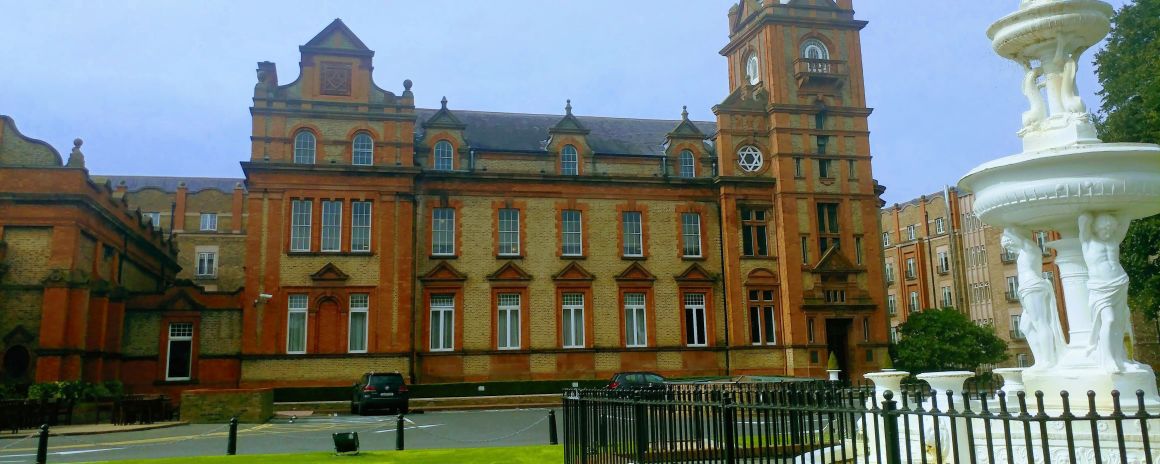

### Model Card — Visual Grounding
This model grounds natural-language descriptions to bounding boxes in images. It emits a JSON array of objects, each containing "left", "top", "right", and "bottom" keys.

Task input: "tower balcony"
[{"left": 794, "top": 59, "right": 847, "bottom": 88}]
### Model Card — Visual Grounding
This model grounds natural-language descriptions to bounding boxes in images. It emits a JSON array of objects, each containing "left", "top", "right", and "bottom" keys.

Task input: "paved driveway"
[{"left": 0, "top": 408, "right": 560, "bottom": 463}]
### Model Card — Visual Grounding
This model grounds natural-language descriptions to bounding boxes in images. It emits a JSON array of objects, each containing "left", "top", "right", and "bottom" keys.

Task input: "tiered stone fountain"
[{"left": 959, "top": 0, "right": 1160, "bottom": 410}]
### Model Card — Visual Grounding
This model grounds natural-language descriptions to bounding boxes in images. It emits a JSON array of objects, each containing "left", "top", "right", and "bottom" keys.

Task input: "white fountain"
[{"left": 959, "top": 0, "right": 1160, "bottom": 410}]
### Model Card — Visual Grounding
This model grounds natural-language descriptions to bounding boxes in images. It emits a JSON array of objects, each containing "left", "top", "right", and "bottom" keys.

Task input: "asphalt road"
[{"left": 0, "top": 408, "right": 560, "bottom": 463}]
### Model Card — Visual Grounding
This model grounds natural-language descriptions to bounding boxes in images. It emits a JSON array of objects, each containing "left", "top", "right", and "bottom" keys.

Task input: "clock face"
[
  {"left": 746, "top": 54, "right": 760, "bottom": 85},
  {"left": 737, "top": 145, "right": 763, "bottom": 172}
]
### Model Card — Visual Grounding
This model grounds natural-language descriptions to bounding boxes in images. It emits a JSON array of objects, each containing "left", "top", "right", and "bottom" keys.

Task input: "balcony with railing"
[
  {"left": 1009, "top": 329, "right": 1026, "bottom": 340},
  {"left": 793, "top": 58, "right": 847, "bottom": 88},
  {"left": 1000, "top": 250, "right": 1016, "bottom": 264},
  {"left": 937, "top": 265, "right": 950, "bottom": 275},
  {"left": 905, "top": 270, "right": 917, "bottom": 281},
  {"left": 1005, "top": 290, "right": 1020, "bottom": 302}
]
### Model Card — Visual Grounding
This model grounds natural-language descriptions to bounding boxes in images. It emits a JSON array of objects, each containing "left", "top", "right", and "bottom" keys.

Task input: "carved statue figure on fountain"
[
  {"left": 1020, "top": 62, "right": 1046, "bottom": 129},
  {"left": 1078, "top": 211, "right": 1139, "bottom": 373},
  {"left": 1001, "top": 228, "right": 1065, "bottom": 369}
]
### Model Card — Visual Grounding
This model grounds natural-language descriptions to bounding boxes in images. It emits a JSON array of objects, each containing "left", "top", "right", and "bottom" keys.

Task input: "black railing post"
[
  {"left": 395, "top": 413, "right": 405, "bottom": 451},
  {"left": 36, "top": 424, "right": 49, "bottom": 464},
  {"left": 880, "top": 391, "right": 903, "bottom": 464},
  {"left": 226, "top": 417, "right": 238, "bottom": 455},
  {"left": 549, "top": 409, "right": 559, "bottom": 445},
  {"left": 722, "top": 393, "right": 737, "bottom": 464},
  {"left": 633, "top": 391, "right": 647, "bottom": 464},
  {"left": 578, "top": 395, "right": 589, "bottom": 464}
]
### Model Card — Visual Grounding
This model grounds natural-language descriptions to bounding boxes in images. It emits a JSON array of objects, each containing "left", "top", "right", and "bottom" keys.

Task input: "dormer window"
[
  {"left": 352, "top": 133, "right": 373, "bottom": 166},
  {"left": 561, "top": 145, "right": 579, "bottom": 176},
  {"left": 434, "top": 140, "right": 454, "bottom": 171},
  {"left": 745, "top": 53, "right": 760, "bottom": 85},
  {"left": 679, "top": 149, "right": 696, "bottom": 178},
  {"left": 293, "top": 130, "right": 316, "bottom": 164}
]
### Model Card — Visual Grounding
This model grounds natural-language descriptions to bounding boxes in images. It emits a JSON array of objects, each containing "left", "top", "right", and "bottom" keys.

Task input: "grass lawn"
[{"left": 82, "top": 445, "right": 562, "bottom": 464}]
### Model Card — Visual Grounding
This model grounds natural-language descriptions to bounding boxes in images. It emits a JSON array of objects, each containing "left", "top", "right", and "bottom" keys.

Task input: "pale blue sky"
[{"left": 0, "top": 0, "right": 1128, "bottom": 204}]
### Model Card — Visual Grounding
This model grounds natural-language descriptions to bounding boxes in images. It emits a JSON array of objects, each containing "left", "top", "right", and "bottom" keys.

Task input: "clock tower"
[{"left": 712, "top": 0, "right": 887, "bottom": 380}]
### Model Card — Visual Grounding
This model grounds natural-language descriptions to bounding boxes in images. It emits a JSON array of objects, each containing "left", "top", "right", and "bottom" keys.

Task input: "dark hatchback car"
[
  {"left": 351, "top": 372, "right": 410, "bottom": 415},
  {"left": 606, "top": 371, "right": 666, "bottom": 390}
]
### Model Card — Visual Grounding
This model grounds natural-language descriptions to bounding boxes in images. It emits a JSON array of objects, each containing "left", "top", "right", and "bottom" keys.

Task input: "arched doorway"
[{"left": 2, "top": 345, "right": 31, "bottom": 381}]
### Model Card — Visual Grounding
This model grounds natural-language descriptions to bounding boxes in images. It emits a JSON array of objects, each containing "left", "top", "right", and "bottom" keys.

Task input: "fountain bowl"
[
  {"left": 988, "top": 0, "right": 1112, "bottom": 61},
  {"left": 959, "top": 142, "right": 1160, "bottom": 229}
]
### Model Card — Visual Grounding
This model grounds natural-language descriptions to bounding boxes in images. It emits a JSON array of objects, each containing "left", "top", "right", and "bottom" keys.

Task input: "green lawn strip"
[{"left": 81, "top": 445, "right": 562, "bottom": 464}]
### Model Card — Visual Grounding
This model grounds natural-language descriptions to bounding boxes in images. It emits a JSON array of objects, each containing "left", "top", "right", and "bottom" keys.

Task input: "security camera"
[{"left": 254, "top": 293, "right": 274, "bottom": 306}]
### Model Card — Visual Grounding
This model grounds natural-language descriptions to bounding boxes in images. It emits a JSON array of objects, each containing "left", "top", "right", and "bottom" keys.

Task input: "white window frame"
[
  {"left": 681, "top": 212, "right": 702, "bottom": 257},
  {"left": 351, "top": 201, "right": 371, "bottom": 252},
  {"left": 882, "top": 232, "right": 891, "bottom": 247},
  {"left": 1007, "top": 276, "right": 1020, "bottom": 295},
  {"left": 432, "top": 208, "right": 456, "bottom": 256},
  {"left": 321, "top": 200, "right": 342, "bottom": 252},
  {"left": 622, "top": 211, "right": 643, "bottom": 257},
  {"left": 909, "top": 291, "right": 920, "bottom": 313},
  {"left": 498, "top": 208, "right": 520, "bottom": 256},
  {"left": 434, "top": 140, "right": 454, "bottom": 171},
  {"left": 352, "top": 133, "right": 374, "bottom": 166},
  {"left": 562, "top": 210, "right": 583, "bottom": 256},
  {"left": 146, "top": 212, "right": 162, "bottom": 230},
  {"left": 678, "top": 149, "right": 696, "bottom": 178},
  {"left": 906, "top": 224, "right": 917, "bottom": 241},
  {"left": 935, "top": 217, "right": 945, "bottom": 234},
  {"left": 624, "top": 293, "right": 648, "bottom": 348},
  {"left": 165, "top": 322, "right": 194, "bottom": 381},
  {"left": 942, "top": 286, "right": 953, "bottom": 307},
  {"left": 497, "top": 293, "right": 521, "bottom": 350},
  {"left": 938, "top": 251, "right": 950, "bottom": 272},
  {"left": 290, "top": 200, "right": 312, "bottom": 252},
  {"left": 293, "top": 131, "right": 316, "bottom": 164},
  {"left": 684, "top": 293, "right": 707, "bottom": 347},
  {"left": 887, "top": 294, "right": 897, "bottom": 315},
  {"left": 287, "top": 294, "right": 308, "bottom": 354},
  {"left": 348, "top": 294, "right": 369, "bottom": 353},
  {"left": 906, "top": 258, "right": 917, "bottom": 279},
  {"left": 430, "top": 294, "right": 454, "bottom": 352},
  {"left": 200, "top": 212, "right": 218, "bottom": 232},
  {"left": 562, "top": 293, "right": 585, "bottom": 349},
  {"left": 195, "top": 251, "right": 216, "bottom": 277},
  {"left": 561, "top": 145, "right": 579, "bottom": 175}
]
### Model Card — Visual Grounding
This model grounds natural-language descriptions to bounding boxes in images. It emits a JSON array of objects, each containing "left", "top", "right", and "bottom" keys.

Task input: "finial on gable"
[
  {"left": 681, "top": 105, "right": 689, "bottom": 121},
  {"left": 67, "top": 138, "right": 85, "bottom": 168},
  {"left": 441, "top": 96, "right": 448, "bottom": 109},
  {"left": 565, "top": 99, "right": 573, "bottom": 116}
]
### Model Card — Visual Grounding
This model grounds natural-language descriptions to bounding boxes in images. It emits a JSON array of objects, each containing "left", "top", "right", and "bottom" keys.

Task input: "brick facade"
[{"left": 1, "top": 1, "right": 892, "bottom": 395}]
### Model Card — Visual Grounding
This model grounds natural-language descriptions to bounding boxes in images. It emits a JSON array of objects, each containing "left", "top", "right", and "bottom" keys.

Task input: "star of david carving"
[
  {"left": 737, "top": 145, "right": 764, "bottom": 172},
  {"left": 320, "top": 62, "right": 352, "bottom": 96}
]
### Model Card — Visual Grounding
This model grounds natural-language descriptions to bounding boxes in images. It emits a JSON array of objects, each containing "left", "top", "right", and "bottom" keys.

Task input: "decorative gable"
[
  {"left": 419, "top": 261, "right": 467, "bottom": 282},
  {"left": 552, "top": 262, "right": 595, "bottom": 282},
  {"left": 667, "top": 106, "right": 707, "bottom": 140},
  {"left": 675, "top": 263, "right": 716, "bottom": 283},
  {"left": 302, "top": 19, "right": 372, "bottom": 55},
  {"left": 158, "top": 289, "right": 206, "bottom": 312},
  {"left": 549, "top": 100, "right": 591, "bottom": 136},
  {"left": 487, "top": 262, "right": 532, "bottom": 282},
  {"left": 813, "top": 246, "right": 860, "bottom": 273},
  {"left": 615, "top": 262, "right": 656, "bottom": 282},
  {"left": 311, "top": 263, "right": 350, "bottom": 282},
  {"left": 422, "top": 97, "right": 467, "bottom": 131}
]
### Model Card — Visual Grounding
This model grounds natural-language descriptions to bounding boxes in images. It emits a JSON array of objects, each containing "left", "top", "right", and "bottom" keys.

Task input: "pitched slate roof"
[
  {"left": 415, "top": 108, "right": 716, "bottom": 157},
  {"left": 92, "top": 175, "right": 245, "bottom": 194}
]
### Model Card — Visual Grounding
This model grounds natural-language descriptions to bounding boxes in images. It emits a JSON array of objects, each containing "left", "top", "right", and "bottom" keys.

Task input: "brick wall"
[
  {"left": 3, "top": 227, "right": 53, "bottom": 285},
  {"left": 180, "top": 388, "right": 272, "bottom": 423},
  {"left": 241, "top": 357, "right": 409, "bottom": 385}
]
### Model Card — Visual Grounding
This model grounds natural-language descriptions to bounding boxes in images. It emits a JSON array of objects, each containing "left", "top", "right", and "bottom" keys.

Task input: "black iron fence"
[{"left": 563, "top": 381, "right": 1160, "bottom": 464}]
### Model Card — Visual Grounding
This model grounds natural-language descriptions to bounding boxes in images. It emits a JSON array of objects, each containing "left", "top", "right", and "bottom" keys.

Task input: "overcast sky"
[{"left": 0, "top": 0, "right": 1128, "bottom": 205}]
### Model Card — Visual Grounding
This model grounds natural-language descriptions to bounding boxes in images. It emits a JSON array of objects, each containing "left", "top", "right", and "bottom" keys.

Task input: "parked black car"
[
  {"left": 351, "top": 372, "right": 410, "bottom": 415},
  {"left": 606, "top": 371, "right": 666, "bottom": 390}
]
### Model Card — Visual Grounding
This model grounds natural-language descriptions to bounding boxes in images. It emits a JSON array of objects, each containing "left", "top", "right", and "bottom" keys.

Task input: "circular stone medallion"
[{"left": 737, "top": 145, "right": 764, "bottom": 172}]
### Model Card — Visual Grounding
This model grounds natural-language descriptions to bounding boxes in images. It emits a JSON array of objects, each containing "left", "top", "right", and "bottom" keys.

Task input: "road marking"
[
  {"left": 373, "top": 424, "right": 442, "bottom": 433},
  {"left": 0, "top": 447, "right": 124, "bottom": 458}
]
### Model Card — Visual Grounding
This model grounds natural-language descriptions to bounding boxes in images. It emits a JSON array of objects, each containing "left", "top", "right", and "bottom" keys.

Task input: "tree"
[
  {"left": 1094, "top": 0, "right": 1160, "bottom": 320},
  {"left": 893, "top": 308, "right": 1008, "bottom": 374}
]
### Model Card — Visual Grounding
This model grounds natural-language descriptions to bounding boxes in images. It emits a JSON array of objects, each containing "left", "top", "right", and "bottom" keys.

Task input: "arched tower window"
[
  {"left": 801, "top": 39, "right": 831, "bottom": 74},
  {"left": 679, "top": 149, "right": 696, "bottom": 178},
  {"left": 293, "top": 130, "right": 316, "bottom": 164},
  {"left": 352, "top": 133, "right": 373, "bottom": 166},
  {"left": 561, "top": 145, "right": 579, "bottom": 176},
  {"left": 745, "top": 53, "right": 760, "bottom": 85},
  {"left": 434, "top": 140, "right": 454, "bottom": 171}
]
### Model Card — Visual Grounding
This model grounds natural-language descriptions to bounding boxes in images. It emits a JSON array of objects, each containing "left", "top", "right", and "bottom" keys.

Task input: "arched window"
[
  {"left": 293, "top": 130, "right": 316, "bottom": 164},
  {"left": 434, "top": 140, "right": 454, "bottom": 171},
  {"left": 352, "top": 133, "right": 373, "bottom": 166},
  {"left": 561, "top": 145, "right": 579, "bottom": 176},
  {"left": 745, "top": 53, "right": 760, "bottom": 85},
  {"left": 801, "top": 39, "right": 829, "bottom": 60},
  {"left": 679, "top": 150, "right": 696, "bottom": 178}
]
